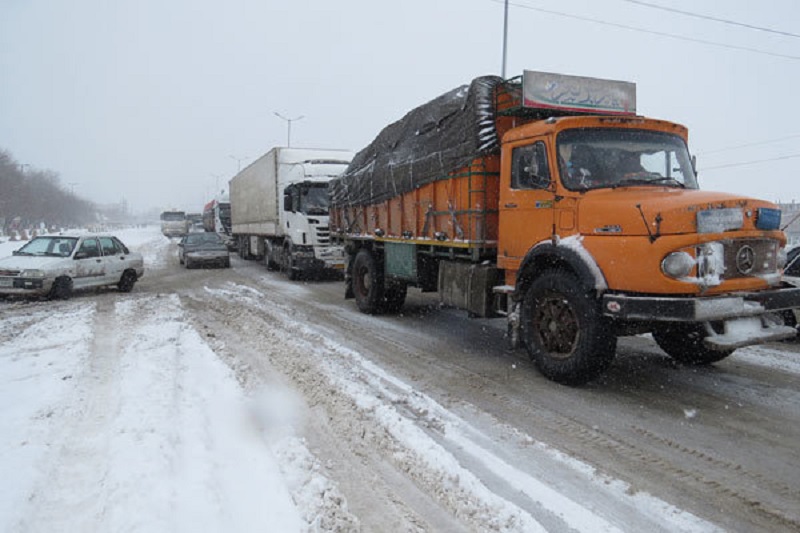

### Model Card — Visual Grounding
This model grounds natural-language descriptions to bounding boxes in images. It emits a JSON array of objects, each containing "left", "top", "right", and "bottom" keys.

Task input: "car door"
[
  {"left": 99, "top": 236, "right": 125, "bottom": 283},
  {"left": 73, "top": 238, "right": 106, "bottom": 288}
]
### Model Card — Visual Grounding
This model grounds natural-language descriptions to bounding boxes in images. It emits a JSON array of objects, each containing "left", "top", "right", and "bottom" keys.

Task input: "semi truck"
[
  {"left": 230, "top": 147, "right": 353, "bottom": 279},
  {"left": 203, "top": 193, "right": 233, "bottom": 247},
  {"left": 329, "top": 70, "right": 800, "bottom": 385}
]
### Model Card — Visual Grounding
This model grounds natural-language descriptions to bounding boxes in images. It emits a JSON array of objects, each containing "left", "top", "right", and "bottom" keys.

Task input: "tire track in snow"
[{"left": 203, "top": 282, "right": 719, "bottom": 533}]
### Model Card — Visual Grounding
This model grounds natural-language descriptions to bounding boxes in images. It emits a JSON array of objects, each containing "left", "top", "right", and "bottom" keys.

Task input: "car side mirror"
[{"left": 74, "top": 251, "right": 88, "bottom": 260}]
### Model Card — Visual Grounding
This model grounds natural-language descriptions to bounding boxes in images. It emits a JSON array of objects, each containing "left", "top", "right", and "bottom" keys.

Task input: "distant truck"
[
  {"left": 203, "top": 194, "right": 232, "bottom": 246},
  {"left": 330, "top": 70, "right": 800, "bottom": 385},
  {"left": 160, "top": 210, "right": 188, "bottom": 238},
  {"left": 230, "top": 147, "right": 353, "bottom": 279}
]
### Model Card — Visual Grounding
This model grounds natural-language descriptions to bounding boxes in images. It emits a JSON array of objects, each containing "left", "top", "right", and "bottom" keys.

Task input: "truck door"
[{"left": 498, "top": 139, "right": 555, "bottom": 277}]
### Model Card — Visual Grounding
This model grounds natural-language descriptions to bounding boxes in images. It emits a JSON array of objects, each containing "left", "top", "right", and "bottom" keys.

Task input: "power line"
[
  {"left": 492, "top": 0, "right": 800, "bottom": 61},
  {"left": 698, "top": 134, "right": 800, "bottom": 155},
  {"left": 701, "top": 153, "right": 800, "bottom": 171},
  {"left": 621, "top": 0, "right": 800, "bottom": 39}
]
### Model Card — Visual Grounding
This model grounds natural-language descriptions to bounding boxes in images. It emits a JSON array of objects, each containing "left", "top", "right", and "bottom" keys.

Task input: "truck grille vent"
[
  {"left": 315, "top": 226, "right": 331, "bottom": 245},
  {"left": 721, "top": 239, "right": 778, "bottom": 279}
]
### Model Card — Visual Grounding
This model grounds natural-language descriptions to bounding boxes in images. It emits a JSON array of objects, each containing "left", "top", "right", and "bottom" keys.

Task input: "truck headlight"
[
  {"left": 661, "top": 252, "right": 695, "bottom": 278},
  {"left": 20, "top": 269, "right": 46, "bottom": 278}
]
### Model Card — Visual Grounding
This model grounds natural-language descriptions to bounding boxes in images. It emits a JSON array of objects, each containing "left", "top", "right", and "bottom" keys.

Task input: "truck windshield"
[
  {"left": 300, "top": 185, "right": 330, "bottom": 215},
  {"left": 557, "top": 129, "right": 698, "bottom": 191}
]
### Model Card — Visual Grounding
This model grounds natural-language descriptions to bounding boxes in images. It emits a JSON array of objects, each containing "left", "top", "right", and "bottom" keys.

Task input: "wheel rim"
[{"left": 532, "top": 293, "right": 579, "bottom": 358}]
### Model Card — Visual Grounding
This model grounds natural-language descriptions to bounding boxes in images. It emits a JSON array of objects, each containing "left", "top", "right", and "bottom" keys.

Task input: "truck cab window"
[{"left": 511, "top": 142, "right": 550, "bottom": 189}]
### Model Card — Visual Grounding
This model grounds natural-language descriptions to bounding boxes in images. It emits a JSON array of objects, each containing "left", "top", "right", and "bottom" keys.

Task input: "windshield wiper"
[{"left": 613, "top": 175, "right": 685, "bottom": 188}]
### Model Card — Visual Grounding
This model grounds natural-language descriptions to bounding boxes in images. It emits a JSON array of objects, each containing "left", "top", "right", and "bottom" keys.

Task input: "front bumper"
[
  {"left": 602, "top": 286, "right": 800, "bottom": 322},
  {"left": 186, "top": 251, "right": 229, "bottom": 266},
  {"left": 0, "top": 277, "right": 51, "bottom": 296},
  {"left": 603, "top": 286, "right": 800, "bottom": 348}
]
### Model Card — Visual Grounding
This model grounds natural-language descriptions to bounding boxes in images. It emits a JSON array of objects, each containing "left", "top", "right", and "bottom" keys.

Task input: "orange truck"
[{"left": 329, "top": 70, "right": 800, "bottom": 385}]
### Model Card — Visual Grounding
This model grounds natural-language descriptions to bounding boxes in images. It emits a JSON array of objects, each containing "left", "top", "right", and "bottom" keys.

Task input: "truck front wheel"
[
  {"left": 521, "top": 271, "right": 616, "bottom": 385},
  {"left": 352, "top": 249, "right": 384, "bottom": 314},
  {"left": 651, "top": 323, "right": 734, "bottom": 365}
]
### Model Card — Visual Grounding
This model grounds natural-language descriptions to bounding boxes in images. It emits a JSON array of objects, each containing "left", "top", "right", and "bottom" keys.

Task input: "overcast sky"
[{"left": 1, "top": 0, "right": 799, "bottom": 214}]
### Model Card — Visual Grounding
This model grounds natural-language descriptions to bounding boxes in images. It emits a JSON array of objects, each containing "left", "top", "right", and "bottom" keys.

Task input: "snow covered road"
[{"left": 1, "top": 226, "right": 799, "bottom": 532}]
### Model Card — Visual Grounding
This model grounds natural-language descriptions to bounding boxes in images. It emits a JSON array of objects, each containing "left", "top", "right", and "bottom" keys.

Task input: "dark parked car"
[{"left": 178, "top": 232, "right": 231, "bottom": 269}]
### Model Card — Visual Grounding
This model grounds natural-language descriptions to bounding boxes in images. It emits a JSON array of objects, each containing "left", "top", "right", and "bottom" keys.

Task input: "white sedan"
[{"left": 0, "top": 234, "right": 144, "bottom": 299}]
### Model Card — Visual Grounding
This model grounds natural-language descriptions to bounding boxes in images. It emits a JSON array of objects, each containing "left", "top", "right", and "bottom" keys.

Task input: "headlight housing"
[
  {"left": 661, "top": 252, "right": 695, "bottom": 278},
  {"left": 20, "top": 269, "right": 46, "bottom": 278}
]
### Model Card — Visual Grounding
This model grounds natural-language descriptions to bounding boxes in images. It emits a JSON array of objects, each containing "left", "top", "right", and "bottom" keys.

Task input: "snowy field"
[{"left": 1, "top": 227, "right": 798, "bottom": 532}]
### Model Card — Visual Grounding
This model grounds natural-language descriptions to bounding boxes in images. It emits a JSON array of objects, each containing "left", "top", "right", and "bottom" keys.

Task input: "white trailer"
[{"left": 230, "top": 147, "right": 353, "bottom": 279}]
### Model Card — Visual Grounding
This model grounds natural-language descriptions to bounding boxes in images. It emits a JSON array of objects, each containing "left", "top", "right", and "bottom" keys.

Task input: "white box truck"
[{"left": 230, "top": 147, "right": 353, "bottom": 279}]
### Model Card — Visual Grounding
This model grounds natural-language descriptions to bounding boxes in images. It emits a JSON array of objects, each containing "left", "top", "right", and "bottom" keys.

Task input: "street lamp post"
[
  {"left": 273, "top": 112, "right": 304, "bottom": 148},
  {"left": 228, "top": 155, "right": 248, "bottom": 174}
]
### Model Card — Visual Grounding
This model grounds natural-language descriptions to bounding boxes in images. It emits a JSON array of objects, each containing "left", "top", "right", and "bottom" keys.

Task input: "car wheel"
[
  {"left": 117, "top": 270, "right": 137, "bottom": 293},
  {"left": 48, "top": 276, "right": 73, "bottom": 300}
]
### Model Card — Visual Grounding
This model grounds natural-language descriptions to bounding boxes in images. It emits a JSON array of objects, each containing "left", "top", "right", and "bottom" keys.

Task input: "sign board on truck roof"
[{"left": 522, "top": 70, "right": 636, "bottom": 116}]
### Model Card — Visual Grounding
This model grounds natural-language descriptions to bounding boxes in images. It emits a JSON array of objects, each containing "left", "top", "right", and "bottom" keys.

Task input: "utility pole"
[
  {"left": 274, "top": 112, "right": 304, "bottom": 147},
  {"left": 501, "top": 0, "right": 509, "bottom": 79}
]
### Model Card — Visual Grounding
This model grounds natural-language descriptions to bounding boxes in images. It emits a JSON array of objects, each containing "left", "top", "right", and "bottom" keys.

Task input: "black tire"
[
  {"left": 224, "top": 256, "right": 231, "bottom": 268},
  {"left": 49, "top": 276, "right": 73, "bottom": 300},
  {"left": 352, "top": 249, "right": 385, "bottom": 314},
  {"left": 382, "top": 281, "right": 407, "bottom": 313},
  {"left": 118, "top": 270, "right": 137, "bottom": 293},
  {"left": 520, "top": 271, "right": 616, "bottom": 385},
  {"left": 652, "top": 322, "right": 734, "bottom": 365},
  {"left": 185, "top": 258, "right": 194, "bottom": 269}
]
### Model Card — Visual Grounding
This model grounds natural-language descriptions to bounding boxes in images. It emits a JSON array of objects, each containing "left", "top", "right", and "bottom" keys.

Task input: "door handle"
[
  {"left": 95, "top": 259, "right": 102, "bottom": 263},
  {"left": 505, "top": 203, "right": 518, "bottom": 208}
]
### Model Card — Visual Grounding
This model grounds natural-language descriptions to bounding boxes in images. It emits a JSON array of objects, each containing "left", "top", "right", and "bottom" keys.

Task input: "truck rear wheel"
[
  {"left": 521, "top": 271, "right": 616, "bottom": 385},
  {"left": 651, "top": 322, "right": 734, "bottom": 365},
  {"left": 352, "top": 249, "right": 384, "bottom": 314}
]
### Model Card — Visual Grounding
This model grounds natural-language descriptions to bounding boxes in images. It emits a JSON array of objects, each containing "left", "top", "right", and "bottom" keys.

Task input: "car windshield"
[
  {"left": 15, "top": 236, "right": 78, "bottom": 257},
  {"left": 557, "top": 128, "right": 698, "bottom": 191},
  {"left": 184, "top": 233, "right": 223, "bottom": 246}
]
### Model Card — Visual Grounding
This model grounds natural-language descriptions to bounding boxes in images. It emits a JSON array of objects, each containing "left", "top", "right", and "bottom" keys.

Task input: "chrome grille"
[
  {"left": 315, "top": 226, "right": 331, "bottom": 245},
  {"left": 721, "top": 239, "right": 778, "bottom": 279}
]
